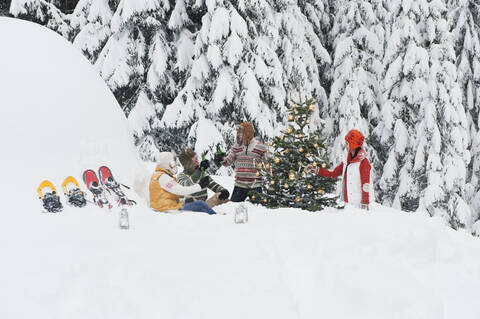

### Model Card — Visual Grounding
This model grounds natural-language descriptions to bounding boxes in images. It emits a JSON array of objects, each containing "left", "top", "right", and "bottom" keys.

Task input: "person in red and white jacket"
[{"left": 305, "top": 129, "right": 373, "bottom": 210}]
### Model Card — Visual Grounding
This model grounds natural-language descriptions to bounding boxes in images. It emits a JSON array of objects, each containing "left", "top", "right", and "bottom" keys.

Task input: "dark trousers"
[
  {"left": 180, "top": 201, "right": 216, "bottom": 215},
  {"left": 230, "top": 186, "right": 262, "bottom": 202}
]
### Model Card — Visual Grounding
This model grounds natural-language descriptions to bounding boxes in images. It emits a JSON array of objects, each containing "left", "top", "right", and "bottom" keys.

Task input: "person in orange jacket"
[
  {"left": 305, "top": 129, "right": 373, "bottom": 210},
  {"left": 149, "top": 152, "right": 217, "bottom": 214}
]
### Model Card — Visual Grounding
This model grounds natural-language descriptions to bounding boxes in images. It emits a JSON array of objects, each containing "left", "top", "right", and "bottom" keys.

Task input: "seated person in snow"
[
  {"left": 149, "top": 151, "right": 217, "bottom": 215},
  {"left": 177, "top": 148, "right": 230, "bottom": 208},
  {"left": 305, "top": 129, "right": 373, "bottom": 210}
]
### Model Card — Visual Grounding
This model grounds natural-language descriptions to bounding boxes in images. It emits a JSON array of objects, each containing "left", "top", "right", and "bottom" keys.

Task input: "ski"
[
  {"left": 37, "top": 180, "right": 63, "bottom": 213},
  {"left": 82, "top": 169, "right": 112, "bottom": 209},
  {"left": 98, "top": 166, "right": 136, "bottom": 206},
  {"left": 62, "top": 176, "right": 87, "bottom": 208}
]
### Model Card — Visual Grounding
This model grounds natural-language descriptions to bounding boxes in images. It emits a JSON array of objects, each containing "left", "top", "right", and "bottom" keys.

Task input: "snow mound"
[{"left": 0, "top": 17, "right": 147, "bottom": 208}]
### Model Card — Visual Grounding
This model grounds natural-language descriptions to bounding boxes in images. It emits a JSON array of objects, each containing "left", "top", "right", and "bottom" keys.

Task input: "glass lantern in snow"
[
  {"left": 234, "top": 203, "right": 248, "bottom": 224},
  {"left": 119, "top": 208, "right": 129, "bottom": 229}
]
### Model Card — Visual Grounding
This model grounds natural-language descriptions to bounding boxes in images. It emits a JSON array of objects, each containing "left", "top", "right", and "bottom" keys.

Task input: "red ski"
[
  {"left": 98, "top": 166, "right": 136, "bottom": 206},
  {"left": 82, "top": 169, "right": 112, "bottom": 209}
]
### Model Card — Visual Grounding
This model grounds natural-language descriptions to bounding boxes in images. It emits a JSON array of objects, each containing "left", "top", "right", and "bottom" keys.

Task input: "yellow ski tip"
[
  {"left": 37, "top": 180, "right": 57, "bottom": 199},
  {"left": 62, "top": 176, "right": 80, "bottom": 195}
]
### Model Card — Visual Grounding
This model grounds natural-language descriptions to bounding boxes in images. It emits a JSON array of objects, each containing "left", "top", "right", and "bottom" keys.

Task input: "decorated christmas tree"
[{"left": 250, "top": 98, "right": 342, "bottom": 211}]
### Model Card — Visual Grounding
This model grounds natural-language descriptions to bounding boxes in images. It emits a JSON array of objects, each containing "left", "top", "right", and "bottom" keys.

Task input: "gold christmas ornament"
[
  {"left": 257, "top": 162, "right": 263, "bottom": 168},
  {"left": 288, "top": 115, "right": 295, "bottom": 122},
  {"left": 299, "top": 147, "right": 304, "bottom": 153},
  {"left": 321, "top": 163, "right": 327, "bottom": 168},
  {"left": 306, "top": 153, "right": 311, "bottom": 157},
  {"left": 286, "top": 127, "right": 293, "bottom": 134},
  {"left": 306, "top": 119, "right": 310, "bottom": 124},
  {"left": 295, "top": 197, "right": 301, "bottom": 203},
  {"left": 251, "top": 195, "right": 256, "bottom": 201},
  {"left": 284, "top": 149, "right": 291, "bottom": 155},
  {"left": 297, "top": 133, "right": 304, "bottom": 139},
  {"left": 269, "top": 141, "right": 274, "bottom": 147},
  {"left": 314, "top": 136, "right": 319, "bottom": 141},
  {"left": 313, "top": 143, "right": 319, "bottom": 148},
  {"left": 255, "top": 171, "right": 260, "bottom": 177},
  {"left": 288, "top": 172, "right": 296, "bottom": 180},
  {"left": 270, "top": 180, "right": 275, "bottom": 185},
  {"left": 312, "top": 162, "right": 318, "bottom": 167},
  {"left": 317, "top": 189, "right": 324, "bottom": 195},
  {"left": 309, "top": 104, "right": 315, "bottom": 111},
  {"left": 265, "top": 163, "right": 271, "bottom": 170},
  {"left": 280, "top": 134, "right": 285, "bottom": 140},
  {"left": 307, "top": 184, "right": 313, "bottom": 189},
  {"left": 291, "top": 104, "right": 297, "bottom": 109},
  {"left": 263, "top": 198, "right": 268, "bottom": 203},
  {"left": 274, "top": 157, "right": 280, "bottom": 164},
  {"left": 284, "top": 183, "right": 290, "bottom": 189}
]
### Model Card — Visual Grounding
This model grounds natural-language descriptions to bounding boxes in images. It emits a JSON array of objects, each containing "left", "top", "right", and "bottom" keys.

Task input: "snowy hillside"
[
  {"left": 0, "top": 17, "right": 148, "bottom": 204},
  {"left": 1, "top": 17, "right": 480, "bottom": 319}
]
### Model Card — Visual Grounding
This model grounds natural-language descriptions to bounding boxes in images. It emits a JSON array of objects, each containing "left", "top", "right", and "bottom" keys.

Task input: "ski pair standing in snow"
[
  {"left": 149, "top": 152, "right": 218, "bottom": 214},
  {"left": 177, "top": 148, "right": 230, "bottom": 208},
  {"left": 83, "top": 166, "right": 135, "bottom": 209},
  {"left": 305, "top": 129, "right": 373, "bottom": 210},
  {"left": 214, "top": 122, "right": 267, "bottom": 202}
]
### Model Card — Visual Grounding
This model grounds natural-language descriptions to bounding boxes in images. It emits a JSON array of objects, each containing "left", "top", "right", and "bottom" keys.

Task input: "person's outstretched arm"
[
  {"left": 316, "top": 162, "right": 344, "bottom": 178},
  {"left": 222, "top": 147, "right": 240, "bottom": 166},
  {"left": 157, "top": 174, "right": 202, "bottom": 196}
]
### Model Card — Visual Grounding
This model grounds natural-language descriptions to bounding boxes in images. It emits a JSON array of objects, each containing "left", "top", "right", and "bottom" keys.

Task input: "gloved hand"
[
  {"left": 200, "top": 159, "right": 210, "bottom": 170},
  {"left": 304, "top": 164, "right": 317, "bottom": 175},
  {"left": 361, "top": 204, "right": 369, "bottom": 211},
  {"left": 214, "top": 153, "right": 226, "bottom": 166},
  {"left": 218, "top": 189, "right": 230, "bottom": 200},
  {"left": 199, "top": 176, "right": 210, "bottom": 188}
]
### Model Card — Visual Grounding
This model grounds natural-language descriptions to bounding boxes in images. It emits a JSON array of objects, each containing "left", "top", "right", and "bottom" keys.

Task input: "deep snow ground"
[{"left": 2, "top": 180, "right": 480, "bottom": 319}]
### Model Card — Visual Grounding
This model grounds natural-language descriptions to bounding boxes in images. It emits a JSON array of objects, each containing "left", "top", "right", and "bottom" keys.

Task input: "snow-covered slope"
[
  {"left": 1, "top": 17, "right": 480, "bottom": 319},
  {"left": 0, "top": 17, "right": 146, "bottom": 206}
]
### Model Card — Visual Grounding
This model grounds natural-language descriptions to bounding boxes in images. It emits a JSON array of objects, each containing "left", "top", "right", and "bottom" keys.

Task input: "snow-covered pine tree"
[
  {"left": 70, "top": 0, "right": 113, "bottom": 63},
  {"left": 160, "top": 0, "right": 284, "bottom": 157},
  {"left": 327, "top": 0, "right": 383, "bottom": 178},
  {"left": 413, "top": 0, "right": 471, "bottom": 229},
  {"left": 167, "top": 0, "right": 196, "bottom": 89},
  {"left": 10, "top": 0, "right": 73, "bottom": 39},
  {"left": 448, "top": 0, "right": 480, "bottom": 227},
  {"left": 158, "top": 0, "right": 334, "bottom": 159},
  {"left": 127, "top": 90, "right": 162, "bottom": 161},
  {"left": 94, "top": 0, "right": 174, "bottom": 116},
  {"left": 470, "top": 0, "right": 480, "bottom": 234},
  {"left": 274, "top": 0, "right": 332, "bottom": 131},
  {"left": 373, "top": 0, "right": 430, "bottom": 209}
]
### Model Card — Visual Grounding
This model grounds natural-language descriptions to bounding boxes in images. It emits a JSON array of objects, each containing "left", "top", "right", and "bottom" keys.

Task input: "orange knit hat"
[{"left": 345, "top": 129, "right": 365, "bottom": 150}]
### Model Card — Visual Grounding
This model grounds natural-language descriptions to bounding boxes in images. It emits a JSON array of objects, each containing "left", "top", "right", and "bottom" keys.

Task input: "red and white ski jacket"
[{"left": 316, "top": 148, "right": 373, "bottom": 205}]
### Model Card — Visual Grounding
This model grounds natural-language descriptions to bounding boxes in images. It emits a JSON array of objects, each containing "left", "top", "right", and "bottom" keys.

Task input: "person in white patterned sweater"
[{"left": 215, "top": 122, "right": 267, "bottom": 202}]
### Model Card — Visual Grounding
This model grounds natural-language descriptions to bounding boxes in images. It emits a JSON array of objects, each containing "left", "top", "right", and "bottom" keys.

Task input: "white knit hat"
[{"left": 157, "top": 152, "right": 177, "bottom": 174}]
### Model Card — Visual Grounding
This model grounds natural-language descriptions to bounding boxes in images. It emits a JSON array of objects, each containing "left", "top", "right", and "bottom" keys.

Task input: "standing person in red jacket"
[{"left": 305, "top": 129, "right": 373, "bottom": 210}]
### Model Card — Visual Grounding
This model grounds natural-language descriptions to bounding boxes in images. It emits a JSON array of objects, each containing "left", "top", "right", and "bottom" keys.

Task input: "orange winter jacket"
[{"left": 149, "top": 167, "right": 183, "bottom": 212}]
